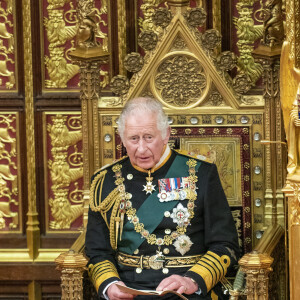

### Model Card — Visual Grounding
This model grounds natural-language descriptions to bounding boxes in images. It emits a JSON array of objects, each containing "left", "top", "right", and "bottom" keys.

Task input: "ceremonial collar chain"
[{"left": 112, "top": 159, "right": 198, "bottom": 252}]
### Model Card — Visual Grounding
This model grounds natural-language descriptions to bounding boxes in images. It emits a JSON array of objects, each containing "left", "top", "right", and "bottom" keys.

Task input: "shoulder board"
[
  {"left": 174, "top": 149, "right": 213, "bottom": 163},
  {"left": 93, "top": 156, "right": 128, "bottom": 176}
]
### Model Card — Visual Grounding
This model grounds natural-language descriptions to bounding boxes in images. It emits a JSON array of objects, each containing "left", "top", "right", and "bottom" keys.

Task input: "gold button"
[
  {"left": 136, "top": 268, "right": 142, "bottom": 273},
  {"left": 164, "top": 211, "right": 170, "bottom": 217},
  {"left": 127, "top": 174, "right": 133, "bottom": 180},
  {"left": 163, "top": 248, "right": 170, "bottom": 255},
  {"left": 133, "top": 249, "right": 139, "bottom": 255},
  {"left": 162, "top": 268, "right": 169, "bottom": 274},
  {"left": 165, "top": 229, "right": 171, "bottom": 235}
]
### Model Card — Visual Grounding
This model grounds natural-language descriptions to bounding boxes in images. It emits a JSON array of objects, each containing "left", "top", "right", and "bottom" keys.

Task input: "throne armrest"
[
  {"left": 230, "top": 224, "right": 284, "bottom": 299},
  {"left": 55, "top": 230, "right": 87, "bottom": 300}
]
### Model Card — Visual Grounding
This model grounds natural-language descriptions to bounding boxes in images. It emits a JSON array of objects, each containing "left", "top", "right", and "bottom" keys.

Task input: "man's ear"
[{"left": 163, "top": 126, "right": 171, "bottom": 144}]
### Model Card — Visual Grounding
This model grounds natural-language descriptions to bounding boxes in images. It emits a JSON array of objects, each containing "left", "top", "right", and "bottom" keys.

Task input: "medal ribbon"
[{"left": 118, "top": 155, "right": 201, "bottom": 254}]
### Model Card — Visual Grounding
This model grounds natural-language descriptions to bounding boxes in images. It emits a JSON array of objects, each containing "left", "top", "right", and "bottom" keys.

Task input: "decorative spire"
[{"left": 167, "top": 0, "right": 189, "bottom": 14}]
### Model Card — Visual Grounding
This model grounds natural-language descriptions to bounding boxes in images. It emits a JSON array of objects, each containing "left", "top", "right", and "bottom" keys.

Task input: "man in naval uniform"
[{"left": 85, "top": 97, "right": 239, "bottom": 299}]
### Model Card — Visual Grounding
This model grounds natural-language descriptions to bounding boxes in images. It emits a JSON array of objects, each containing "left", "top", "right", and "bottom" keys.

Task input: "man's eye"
[{"left": 145, "top": 135, "right": 153, "bottom": 141}]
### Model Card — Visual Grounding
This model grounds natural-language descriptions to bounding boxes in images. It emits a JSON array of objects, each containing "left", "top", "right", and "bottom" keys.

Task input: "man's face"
[{"left": 122, "top": 112, "right": 170, "bottom": 169}]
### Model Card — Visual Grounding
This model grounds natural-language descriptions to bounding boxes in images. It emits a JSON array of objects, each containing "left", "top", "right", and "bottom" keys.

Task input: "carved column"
[
  {"left": 70, "top": 49, "right": 109, "bottom": 227},
  {"left": 70, "top": 0, "right": 109, "bottom": 227},
  {"left": 55, "top": 250, "right": 88, "bottom": 300},
  {"left": 253, "top": 49, "right": 286, "bottom": 228},
  {"left": 252, "top": 0, "right": 285, "bottom": 229},
  {"left": 239, "top": 251, "right": 273, "bottom": 300},
  {"left": 283, "top": 181, "right": 300, "bottom": 299}
]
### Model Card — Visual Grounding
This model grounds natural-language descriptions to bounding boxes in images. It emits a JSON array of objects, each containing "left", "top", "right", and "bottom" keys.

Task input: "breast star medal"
[{"left": 143, "top": 170, "right": 156, "bottom": 194}]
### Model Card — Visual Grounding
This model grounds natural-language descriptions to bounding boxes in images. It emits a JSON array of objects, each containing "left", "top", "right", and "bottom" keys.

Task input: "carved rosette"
[
  {"left": 124, "top": 52, "right": 144, "bottom": 73},
  {"left": 154, "top": 55, "right": 207, "bottom": 107},
  {"left": 217, "top": 51, "right": 237, "bottom": 71},
  {"left": 110, "top": 75, "right": 130, "bottom": 95},
  {"left": 46, "top": 114, "right": 84, "bottom": 230},
  {"left": 206, "top": 90, "right": 225, "bottom": 106},
  {"left": 201, "top": 29, "right": 222, "bottom": 50},
  {"left": 138, "top": 30, "right": 158, "bottom": 51},
  {"left": 0, "top": 113, "right": 19, "bottom": 231},
  {"left": 172, "top": 36, "right": 187, "bottom": 50},
  {"left": 185, "top": 8, "right": 207, "bottom": 27},
  {"left": 233, "top": 73, "right": 252, "bottom": 94},
  {"left": 0, "top": 0, "right": 16, "bottom": 90},
  {"left": 152, "top": 8, "right": 172, "bottom": 28}
]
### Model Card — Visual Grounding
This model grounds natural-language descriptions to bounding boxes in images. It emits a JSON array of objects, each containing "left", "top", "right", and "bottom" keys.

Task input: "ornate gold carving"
[
  {"left": 76, "top": 0, "right": 108, "bottom": 50},
  {"left": 239, "top": 251, "right": 273, "bottom": 299},
  {"left": 0, "top": 114, "right": 19, "bottom": 230},
  {"left": 110, "top": 75, "right": 130, "bottom": 95},
  {"left": 185, "top": 7, "right": 207, "bottom": 27},
  {"left": 44, "top": 5, "right": 79, "bottom": 88},
  {"left": 201, "top": 29, "right": 221, "bottom": 50},
  {"left": 138, "top": 30, "right": 158, "bottom": 51},
  {"left": 0, "top": 0, "right": 16, "bottom": 89},
  {"left": 55, "top": 250, "right": 87, "bottom": 300},
  {"left": 139, "top": 0, "right": 162, "bottom": 32},
  {"left": 44, "top": 0, "right": 108, "bottom": 88},
  {"left": 124, "top": 52, "right": 144, "bottom": 73},
  {"left": 261, "top": 0, "right": 284, "bottom": 47},
  {"left": 117, "top": 0, "right": 126, "bottom": 74},
  {"left": 288, "top": 182, "right": 300, "bottom": 225},
  {"left": 233, "top": 73, "right": 252, "bottom": 94},
  {"left": 217, "top": 51, "right": 237, "bottom": 71},
  {"left": 23, "top": 0, "right": 40, "bottom": 259},
  {"left": 233, "top": 2, "right": 264, "bottom": 86},
  {"left": 172, "top": 35, "right": 187, "bottom": 50},
  {"left": 205, "top": 90, "right": 225, "bottom": 106},
  {"left": 155, "top": 55, "right": 207, "bottom": 107},
  {"left": 47, "top": 115, "right": 83, "bottom": 230},
  {"left": 152, "top": 8, "right": 172, "bottom": 28},
  {"left": 181, "top": 137, "right": 242, "bottom": 206}
]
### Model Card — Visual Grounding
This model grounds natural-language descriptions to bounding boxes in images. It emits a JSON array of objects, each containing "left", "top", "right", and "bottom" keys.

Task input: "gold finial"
[{"left": 167, "top": 0, "right": 189, "bottom": 14}]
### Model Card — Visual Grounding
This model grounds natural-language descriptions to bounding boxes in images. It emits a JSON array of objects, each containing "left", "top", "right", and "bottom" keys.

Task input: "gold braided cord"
[
  {"left": 90, "top": 170, "right": 107, "bottom": 210},
  {"left": 109, "top": 194, "right": 123, "bottom": 250}
]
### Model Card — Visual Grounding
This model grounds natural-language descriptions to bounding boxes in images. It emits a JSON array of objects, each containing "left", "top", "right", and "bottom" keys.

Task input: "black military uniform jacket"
[{"left": 85, "top": 150, "right": 239, "bottom": 299}]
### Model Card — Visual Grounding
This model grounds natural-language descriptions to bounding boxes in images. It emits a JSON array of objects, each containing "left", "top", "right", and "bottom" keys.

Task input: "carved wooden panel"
[
  {"left": 0, "top": 0, "right": 17, "bottom": 91},
  {"left": 43, "top": 112, "right": 83, "bottom": 232},
  {"left": 0, "top": 112, "right": 21, "bottom": 233}
]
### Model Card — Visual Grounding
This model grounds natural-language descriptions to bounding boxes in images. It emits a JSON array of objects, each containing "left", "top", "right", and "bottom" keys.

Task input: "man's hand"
[
  {"left": 156, "top": 275, "right": 199, "bottom": 295},
  {"left": 107, "top": 282, "right": 135, "bottom": 300}
]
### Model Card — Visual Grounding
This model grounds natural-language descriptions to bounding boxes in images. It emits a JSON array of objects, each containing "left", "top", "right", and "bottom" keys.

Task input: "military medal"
[
  {"left": 173, "top": 234, "right": 193, "bottom": 255},
  {"left": 171, "top": 203, "right": 190, "bottom": 226},
  {"left": 158, "top": 177, "right": 190, "bottom": 202},
  {"left": 112, "top": 158, "right": 199, "bottom": 259},
  {"left": 143, "top": 170, "right": 156, "bottom": 194}
]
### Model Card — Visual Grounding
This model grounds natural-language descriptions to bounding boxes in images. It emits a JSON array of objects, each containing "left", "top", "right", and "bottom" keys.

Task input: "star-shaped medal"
[{"left": 143, "top": 181, "right": 156, "bottom": 194}]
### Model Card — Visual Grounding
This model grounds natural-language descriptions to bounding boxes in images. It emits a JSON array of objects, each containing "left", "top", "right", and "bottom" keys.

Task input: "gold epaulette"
[
  {"left": 174, "top": 149, "right": 212, "bottom": 163},
  {"left": 92, "top": 156, "right": 128, "bottom": 176}
]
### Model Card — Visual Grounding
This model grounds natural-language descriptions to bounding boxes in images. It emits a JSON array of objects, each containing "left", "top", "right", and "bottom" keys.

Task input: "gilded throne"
[{"left": 55, "top": 0, "right": 300, "bottom": 299}]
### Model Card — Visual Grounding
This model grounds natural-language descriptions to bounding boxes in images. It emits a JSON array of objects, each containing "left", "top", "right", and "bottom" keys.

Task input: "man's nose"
[{"left": 137, "top": 139, "right": 147, "bottom": 152}]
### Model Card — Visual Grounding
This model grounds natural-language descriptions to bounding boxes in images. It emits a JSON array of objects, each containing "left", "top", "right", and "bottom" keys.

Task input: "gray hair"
[{"left": 118, "top": 97, "right": 169, "bottom": 140}]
